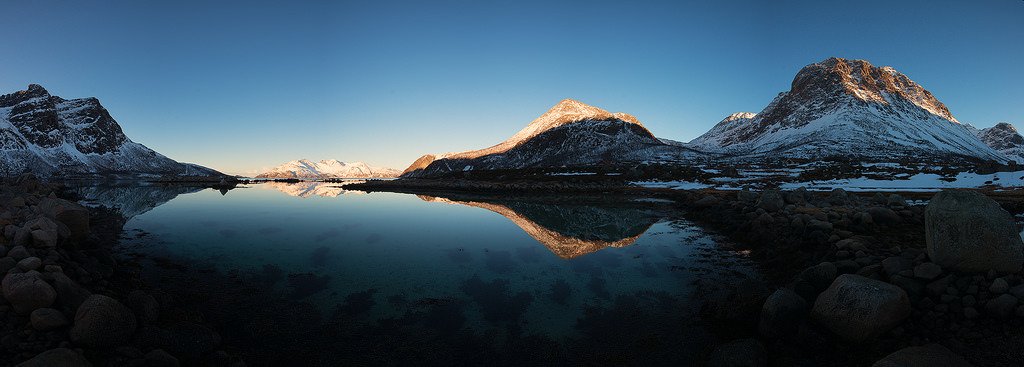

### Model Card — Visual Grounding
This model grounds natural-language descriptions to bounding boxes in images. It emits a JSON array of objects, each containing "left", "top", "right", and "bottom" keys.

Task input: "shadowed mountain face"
[{"left": 419, "top": 195, "right": 659, "bottom": 259}]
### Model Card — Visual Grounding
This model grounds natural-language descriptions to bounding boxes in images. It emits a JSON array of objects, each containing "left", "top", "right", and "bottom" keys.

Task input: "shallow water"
[{"left": 76, "top": 182, "right": 759, "bottom": 365}]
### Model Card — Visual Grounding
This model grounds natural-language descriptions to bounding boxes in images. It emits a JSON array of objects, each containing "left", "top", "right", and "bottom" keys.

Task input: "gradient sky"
[{"left": 1, "top": 0, "right": 1022, "bottom": 175}]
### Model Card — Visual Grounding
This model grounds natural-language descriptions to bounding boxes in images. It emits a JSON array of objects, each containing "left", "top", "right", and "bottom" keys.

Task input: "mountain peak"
[
  {"left": 792, "top": 57, "right": 956, "bottom": 122},
  {"left": 723, "top": 112, "right": 757, "bottom": 123},
  {"left": 25, "top": 84, "right": 49, "bottom": 96}
]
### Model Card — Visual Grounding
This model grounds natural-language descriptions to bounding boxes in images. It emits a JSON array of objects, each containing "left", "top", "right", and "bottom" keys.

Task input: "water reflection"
[
  {"left": 418, "top": 195, "right": 658, "bottom": 259},
  {"left": 265, "top": 181, "right": 366, "bottom": 198},
  {"left": 70, "top": 182, "right": 758, "bottom": 365},
  {"left": 69, "top": 183, "right": 205, "bottom": 217}
]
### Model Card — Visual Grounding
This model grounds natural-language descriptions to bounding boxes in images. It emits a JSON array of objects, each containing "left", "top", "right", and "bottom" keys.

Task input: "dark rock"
[
  {"left": 14, "top": 348, "right": 91, "bottom": 367},
  {"left": 913, "top": 262, "right": 942, "bottom": 281},
  {"left": 70, "top": 294, "right": 137, "bottom": 347},
  {"left": 759, "top": 288, "right": 808, "bottom": 338},
  {"left": 30, "top": 307, "right": 68, "bottom": 331},
  {"left": 16, "top": 256, "right": 41, "bottom": 271},
  {"left": 867, "top": 207, "right": 902, "bottom": 225},
  {"left": 7, "top": 245, "right": 30, "bottom": 260},
  {"left": 145, "top": 349, "right": 180, "bottom": 367},
  {"left": 37, "top": 197, "right": 90, "bottom": 241},
  {"left": 872, "top": 343, "right": 972, "bottom": 367},
  {"left": 989, "top": 278, "right": 1009, "bottom": 294},
  {"left": 889, "top": 275, "right": 925, "bottom": 299},
  {"left": 694, "top": 195, "right": 720, "bottom": 208},
  {"left": 800, "top": 262, "right": 838, "bottom": 291},
  {"left": 926, "top": 275, "right": 954, "bottom": 297},
  {"left": 707, "top": 338, "right": 767, "bottom": 367},
  {"left": 985, "top": 294, "right": 1018, "bottom": 319},
  {"left": 126, "top": 291, "right": 160, "bottom": 325},
  {"left": 835, "top": 260, "right": 861, "bottom": 274},
  {"left": 756, "top": 190, "right": 784, "bottom": 212},
  {"left": 2, "top": 271, "right": 56, "bottom": 314},
  {"left": 51, "top": 272, "right": 91, "bottom": 312},
  {"left": 0, "top": 256, "right": 16, "bottom": 273},
  {"left": 811, "top": 274, "right": 911, "bottom": 342},
  {"left": 925, "top": 190, "right": 1023, "bottom": 272},
  {"left": 882, "top": 256, "right": 913, "bottom": 277}
]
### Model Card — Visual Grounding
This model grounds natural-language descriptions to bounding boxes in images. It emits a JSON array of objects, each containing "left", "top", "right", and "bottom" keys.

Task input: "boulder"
[
  {"left": 17, "top": 257, "right": 42, "bottom": 271},
  {"left": 913, "top": 263, "right": 942, "bottom": 281},
  {"left": 867, "top": 207, "right": 902, "bottom": 225},
  {"left": 756, "top": 190, "right": 784, "bottom": 212},
  {"left": 811, "top": 274, "right": 911, "bottom": 342},
  {"left": 0, "top": 257, "right": 16, "bottom": 273},
  {"left": 872, "top": 344, "right": 972, "bottom": 367},
  {"left": 925, "top": 190, "right": 1024, "bottom": 272},
  {"left": 694, "top": 195, "right": 720, "bottom": 208},
  {"left": 799, "top": 262, "right": 838, "bottom": 291},
  {"left": 70, "top": 294, "right": 137, "bottom": 347},
  {"left": 51, "top": 272, "right": 91, "bottom": 312},
  {"left": 30, "top": 307, "right": 69, "bottom": 331},
  {"left": 37, "top": 197, "right": 90, "bottom": 241},
  {"left": 707, "top": 338, "right": 767, "bottom": 367},
  {"left": 15, "top": 348, "right": 92, "bottom": 367},
  {"left": 2, "top": 271, "right": 56, "bottom": 314},
  {"left": 985, "top": 294, "right": 1018, "bottom": 319},
  {"left": 989, "top": 278, "right": 1009, "bottom": 294},
  {"left": 145, "top": 349, "right": 180, "bottom": 367},
  {"left": 759, "top": 288, "right": 808, "bottom": 338},
  {"left": 7, "top": 245, "right": 30, "bottom": 260}
]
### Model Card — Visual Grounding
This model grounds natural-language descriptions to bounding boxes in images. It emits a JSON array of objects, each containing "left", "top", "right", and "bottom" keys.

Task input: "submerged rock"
[
  {"left": 30, "top": 307, "right": 69, "bottom": 331},
  {"left": 924, "top": 190, "right": 1023, "bottom": 273},
  {"left": 872, "top": 343, "right": 972, "bottom": 367},
  {"left": 811, "top": 274, "right": 911, "bottom": 342}
]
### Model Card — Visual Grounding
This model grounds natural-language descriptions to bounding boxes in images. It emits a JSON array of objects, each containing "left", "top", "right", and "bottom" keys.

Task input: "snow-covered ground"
[{"left": 634, "top": 169, "right": 1024, "bottom": 192}]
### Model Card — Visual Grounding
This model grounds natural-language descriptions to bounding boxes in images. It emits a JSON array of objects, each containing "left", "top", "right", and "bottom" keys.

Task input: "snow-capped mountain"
[
  {"left": 402, "top": 99, "right": 701, "bottom": 177},
  {"left": 0, "top": 84, "right": 222, "bottom": 177},
  {"left": 970, "top": 122, "right": 1024, "bottom": 163},
  {"left": 256, "top": 159, "right": 400, "bottom": 179},
  {"left": 688, "top": 58, "right": 1008, "bottom": 163}
]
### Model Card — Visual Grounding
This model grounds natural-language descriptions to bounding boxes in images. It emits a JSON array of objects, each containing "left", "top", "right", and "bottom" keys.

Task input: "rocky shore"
[
  {"left": 342, "top": 178, "right": 635, "bottom": 193},
  {"left": 674, "top": 187, "right": 1024, "bottom": 366},
  {"left": 0, "top": 174, "right": 244, "bottom": 367}
]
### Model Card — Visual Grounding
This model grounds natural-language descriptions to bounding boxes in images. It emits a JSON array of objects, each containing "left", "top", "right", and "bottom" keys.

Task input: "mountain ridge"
[{"left": 257, "top": 159, "right": 400, "bottom": 179}]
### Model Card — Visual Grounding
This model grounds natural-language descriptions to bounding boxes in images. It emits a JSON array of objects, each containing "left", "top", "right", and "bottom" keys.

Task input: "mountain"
[
  {"left": 688, "top": 58, "right": 1008, "bottom": 163},
  {"left": 971, "top": 122, "right": 1024, "bottom": 163},
  {"left": 256, "top": 159, "right": 400, "bottom": 179},
  {"left": 265, "top": 181, "right": 367, "bottom": 197},
  {"left": 402, "top": 99, "right": 701, "bottom": 177},
  {"left": 0, "top": 84, "right": 222, "bottom": 178}
]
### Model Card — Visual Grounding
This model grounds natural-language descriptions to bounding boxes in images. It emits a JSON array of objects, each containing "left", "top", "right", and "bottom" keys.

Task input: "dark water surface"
[{"left": 75, "top": 182, "right": 759, "bottom": 365}]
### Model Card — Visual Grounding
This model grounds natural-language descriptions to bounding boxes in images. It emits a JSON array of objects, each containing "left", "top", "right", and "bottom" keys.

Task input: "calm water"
[{"left": 75, "top": 181, "right": 758, "bottom": 365}]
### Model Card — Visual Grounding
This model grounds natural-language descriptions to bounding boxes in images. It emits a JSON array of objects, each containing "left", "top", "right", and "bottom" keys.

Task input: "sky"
[{"left": 1, "top": 0, "right": 1022, "bottom": 175}]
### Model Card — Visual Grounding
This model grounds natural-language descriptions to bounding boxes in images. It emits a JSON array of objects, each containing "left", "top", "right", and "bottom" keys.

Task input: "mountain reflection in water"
[{"left": 418, "top": 195, "right": 659, "bottom": 259}]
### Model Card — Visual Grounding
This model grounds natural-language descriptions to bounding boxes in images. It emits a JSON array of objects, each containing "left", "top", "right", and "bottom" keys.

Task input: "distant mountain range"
[
  {"left": 0, "top": 84, "right": 222, "bottom": 178},
  {"left": 256, "top": 159, "right": 400, "bottom": 179},
  {"left": 402, "top": 57, "right": 1021, "bottom": 177},
  {"left": 5, "top": 57, "right": 1021, "bottom": 180}
]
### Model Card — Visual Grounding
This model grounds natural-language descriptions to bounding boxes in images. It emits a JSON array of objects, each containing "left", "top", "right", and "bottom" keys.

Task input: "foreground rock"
[
  {"left": 70, "top": 294, "right": 138, "bottom": 347},
  {"left": 15, "top": 348, "right": 92, "bottom": 367},
  {"left": 811, "top": 274, "right": 911, "bottom": 342},
  {"left": 872, "top": 344, "right": 973, "bottom": 367},
  {"left": 924, "top": 190, "right": 1023, "bottom": 272},
  {"left": 2, "top": 271, "right": 57, "bottom": 314}
]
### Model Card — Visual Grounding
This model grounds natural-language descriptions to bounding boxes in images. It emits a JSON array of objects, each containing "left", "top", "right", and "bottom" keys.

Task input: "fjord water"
[{"left": 80, "top": 182, "right": 757, "bottom": 365}]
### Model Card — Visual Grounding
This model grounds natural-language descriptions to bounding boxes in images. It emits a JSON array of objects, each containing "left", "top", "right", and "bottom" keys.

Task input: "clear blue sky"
[{"left": 1, "top": 0, "right": 1021, "bottom": 175}]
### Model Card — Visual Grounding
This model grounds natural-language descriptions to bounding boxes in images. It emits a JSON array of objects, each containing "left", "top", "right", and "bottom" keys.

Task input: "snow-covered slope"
[
  {"left": 0, "top": 84, "right": 222, "bottom": 177},
  {"left": 256, "top": 159, "right": 400, "bottom": 179},
  {"left": 688, "top": 58, "right": 1008, "bottom": 163},
  {"left": 402, "top": 99, "right": 702, "bottom": 177},
  {"left": 970, "top": 122, "right": 1024, "bottom": 163}
]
